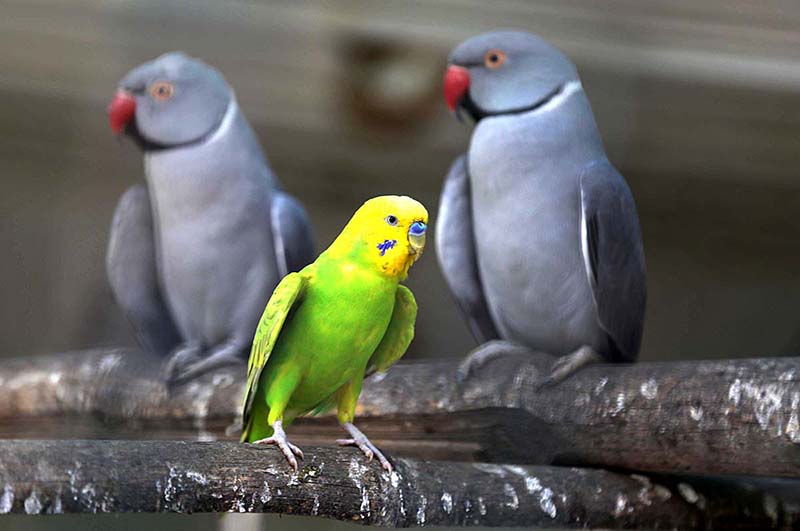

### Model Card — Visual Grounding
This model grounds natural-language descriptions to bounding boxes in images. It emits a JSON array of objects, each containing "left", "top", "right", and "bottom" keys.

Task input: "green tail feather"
[{"left": 241, "top": 404, "right": 274, "bottom": 442}]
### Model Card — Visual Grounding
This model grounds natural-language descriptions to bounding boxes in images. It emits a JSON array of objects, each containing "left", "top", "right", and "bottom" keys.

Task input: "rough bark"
[
  {"left": 0, "top": 439, "right": 797, "bottom": 529},
  {"left": 0, "top": 347, "right": 798, "bottom": 477}
]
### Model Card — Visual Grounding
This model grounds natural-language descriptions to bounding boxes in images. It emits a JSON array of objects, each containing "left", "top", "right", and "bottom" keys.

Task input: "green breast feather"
[{"left": 240, "top": 262, "right": 417, "bottom": 442}]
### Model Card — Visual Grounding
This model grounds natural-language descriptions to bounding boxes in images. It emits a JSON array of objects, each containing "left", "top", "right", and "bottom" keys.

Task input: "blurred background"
[
  {"left": 1, "top": 0, "right": 799, "bottom": 529},
  {"left": 2, "top": 0, "right": 800, "bottom": 364}
]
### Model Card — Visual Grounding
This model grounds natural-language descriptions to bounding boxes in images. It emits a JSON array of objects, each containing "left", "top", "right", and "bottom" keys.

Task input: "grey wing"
[
  {"left": 270, "top": 191, "right": 315, "bottom": 277},
  {"left": 106, "top": 185, "right": 180, "bottom": 356},
  {"left": 580, "top": 160, "right": 647, "bottom": 362},
  {"left": 435, "top": 155, "right": 500, "bottom": 343}
]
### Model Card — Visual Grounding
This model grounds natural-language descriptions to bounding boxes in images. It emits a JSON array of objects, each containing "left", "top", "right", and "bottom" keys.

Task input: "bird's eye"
[
  {"left": 150, "top": 81, "right": 175, "bottom": 101},
  {"left": 385, "top": 215, "right": 398, "bottom": 226},
  {"left": 484, "top": 49, "right": 506, "bottom": 69}
]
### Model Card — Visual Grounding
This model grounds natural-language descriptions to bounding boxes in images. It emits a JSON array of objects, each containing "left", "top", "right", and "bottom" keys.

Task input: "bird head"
[
  {"left": 108, "top": 52, "right": 232, "bottom": 149},
  {"left": 330, "top": 196, "right": 428, "bottom": 280},
  {"left": 443, "top": 29, "right": 578, "bottom": 122}
]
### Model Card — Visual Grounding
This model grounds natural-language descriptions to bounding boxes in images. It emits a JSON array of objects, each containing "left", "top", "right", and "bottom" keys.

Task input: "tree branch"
[
  {"left": 0, "top": 439, "right": 796, "bottom": 529},
  {"left": 0, "top": 347, "right": 798, "bottom": 477}
]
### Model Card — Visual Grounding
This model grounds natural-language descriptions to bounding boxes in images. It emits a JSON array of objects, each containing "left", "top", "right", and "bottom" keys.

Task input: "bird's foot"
[
  {"left": 456, "top": 339, "right": 527, "bottom": 384},
  {"left": 252, "top": 420, "right": 304, "bottom": 471},
  {"left": 537, "top": 345, "right": 602, "bottom": 389},
  {"left": 161, "top": 343, "right": 203, "bottom": 383},
  {"left": 337, "top": 422, "right": 392, "bottom": 472},
  {"left": 164, "top": 340, "right": 245, "bottom": 387}
]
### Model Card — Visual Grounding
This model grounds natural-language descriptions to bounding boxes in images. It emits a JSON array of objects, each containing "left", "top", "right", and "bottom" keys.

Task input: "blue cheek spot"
[{"left": 377, "top": 239, "right": 397, "bottom": 256}]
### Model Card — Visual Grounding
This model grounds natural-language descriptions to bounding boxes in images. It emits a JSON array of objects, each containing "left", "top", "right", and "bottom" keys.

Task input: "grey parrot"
[
  {"left": 106, "top": 52, "right": 314, "bottom": 385},
  {"left": 438, "top": 30, "right": 646, "bottom": 384}
]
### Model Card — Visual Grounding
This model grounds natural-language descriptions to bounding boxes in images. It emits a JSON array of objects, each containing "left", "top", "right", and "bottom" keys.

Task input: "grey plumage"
[
  {"left": 107, "top": 52, "right": 314, "bottom": 384},
  {"left": 439, "top": 30, "right": 646, "bottom": 379},
  {"left": 579, "top": 160, "right": 646, "bottom": 361},
  {"left": 435, "top": 155, "right": 499, "bottom": 344},
  {"left": 106, "top": 185, "right": 179, "bottom": 356},
  {"left": 270, "top": 192, "right": 315, "bottom": 279}
]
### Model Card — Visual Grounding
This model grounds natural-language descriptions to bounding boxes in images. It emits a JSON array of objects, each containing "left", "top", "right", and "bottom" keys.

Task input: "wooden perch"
[
  {"left": 0, "top": 347, "right": 798, "bottom": 478},
  {"left": 0, "top": 439, "right": 797, "bottom": 529}
]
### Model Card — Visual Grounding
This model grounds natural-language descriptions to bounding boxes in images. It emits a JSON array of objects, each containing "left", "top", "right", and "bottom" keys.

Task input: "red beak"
[
  {"left": 108, "top": 90, "right": 136, "bottom": 134},
  {"left": 443, "top": 65, "right": 470, "bottom": 111}
]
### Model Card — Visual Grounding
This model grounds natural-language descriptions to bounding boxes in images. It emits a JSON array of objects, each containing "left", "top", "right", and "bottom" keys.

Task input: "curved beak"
[
  {"left": 443, "top": 65, "right": 470, "bottom": 111},
  {"left": 108, "top": 90, "right": 136, "bottom": 134},
  {"left": 408, "top": 221, "right": 427, "bottom": 254}
]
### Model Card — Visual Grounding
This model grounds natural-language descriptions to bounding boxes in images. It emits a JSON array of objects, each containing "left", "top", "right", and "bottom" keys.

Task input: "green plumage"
[{"left": 241, "top": 196, "right": 424, "bottom": 445}]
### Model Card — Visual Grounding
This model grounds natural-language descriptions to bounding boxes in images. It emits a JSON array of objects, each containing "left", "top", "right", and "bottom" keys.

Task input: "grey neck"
[{"left": 477, "top": 81, "right": 606, "bottom": 166}]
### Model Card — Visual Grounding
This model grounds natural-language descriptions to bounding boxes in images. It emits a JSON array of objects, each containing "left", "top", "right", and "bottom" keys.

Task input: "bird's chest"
[
  {"left": 290, "top": 272, "right": 396, "bottom": 394},
  {"left": 143, "top": 149, "right": 273, "bottom": 341},
  {"left": 467, "top": 115, "right": 596, "bottom": 348},
  {"left": 468, "top": 117, "right": 583, "bottom": 277},
  {"left": 146, "top": 154, "right": 252, "bottom": 248},
  {"left": 146, "top": 150, "right": 271, "bottom": 274}
]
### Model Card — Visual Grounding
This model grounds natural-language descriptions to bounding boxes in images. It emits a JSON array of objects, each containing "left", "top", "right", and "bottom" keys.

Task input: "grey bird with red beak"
[
  {"left": 106, "top": 52, "right": 314, "bottom": 385},
  {"left": 437, "top": 30, "right": 646, "bottom": 385}
]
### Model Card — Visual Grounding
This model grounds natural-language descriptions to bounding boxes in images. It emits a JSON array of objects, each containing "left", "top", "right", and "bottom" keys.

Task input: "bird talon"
[
  {"left": 292, "top": 445, "right": 305, "bottom": 460},
  {"left": 339, "top": 422, "right": 392, "bottom": 471},
  {"left": 456, "top": 340, "right": 523, "bottom": 384},
  {"left": 535, "top": 375, "right": 557, "bottom": 392},
  {"left": 538, "top": 346, "right": 603, "bottom": 388},
  {"left": 252, "top": 420, "right": 304, "bottom": 471},
  {"left": 372, "top": 448, "right": 392, "bottom": 473},
  {"left": 161, "top": 344, "right": 202, "bottom": 384}
]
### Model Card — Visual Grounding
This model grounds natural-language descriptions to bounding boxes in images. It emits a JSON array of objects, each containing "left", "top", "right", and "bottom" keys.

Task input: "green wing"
[
  {"left": 366, "top": 285, "right": 418, "bottom": 376},
  {"left": 241, "top": 272, "right": 308, "bottom": 434}
]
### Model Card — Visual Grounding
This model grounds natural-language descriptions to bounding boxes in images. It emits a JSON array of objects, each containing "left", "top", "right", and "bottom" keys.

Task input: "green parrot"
[{"left": 241, "top": 195, "right": 428, "bottom": 471}]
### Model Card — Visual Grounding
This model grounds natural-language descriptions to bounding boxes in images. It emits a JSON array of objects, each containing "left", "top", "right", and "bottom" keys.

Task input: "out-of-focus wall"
[{"left": 1, "top": 0, "right": 799, "bottom": 368}]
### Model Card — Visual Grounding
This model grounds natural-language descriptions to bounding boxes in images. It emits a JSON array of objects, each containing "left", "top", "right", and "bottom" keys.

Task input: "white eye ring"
[{"left": 385, "top": 215, "right": 398, "bottom": 226}]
